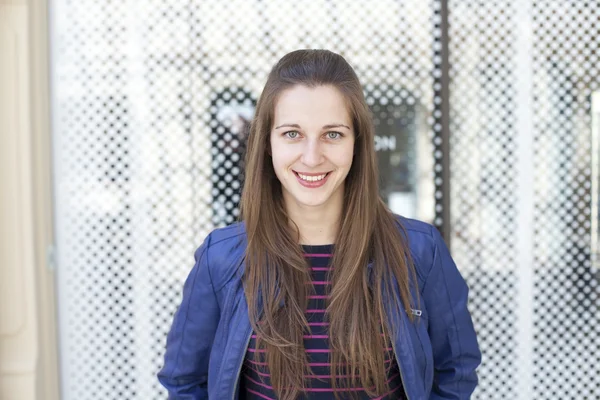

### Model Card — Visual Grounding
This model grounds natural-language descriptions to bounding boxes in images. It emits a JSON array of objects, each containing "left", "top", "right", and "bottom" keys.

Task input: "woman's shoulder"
[
  {"left": 394, "top": 214, "right": 439, "bottom": 247},
  {"left": 205, "top": 221, "right": 247, "bottom": 247},
  {"left": 395, "top": 215, "right": 436, "bottom": 236},
  {"left": 197, "top": 222, "right": 248, "bottom": 290},
  {"left": 393, "top": 214, "right": 447, "bottom": 284}
]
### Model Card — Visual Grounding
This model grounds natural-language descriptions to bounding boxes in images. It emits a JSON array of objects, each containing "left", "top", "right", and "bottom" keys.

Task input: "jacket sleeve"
[
  {"left": 422, "top": 227, "right": 482, "bottom": 399},
  {"left": 157, "top": 233, "right": 220, "bottom": 399}
]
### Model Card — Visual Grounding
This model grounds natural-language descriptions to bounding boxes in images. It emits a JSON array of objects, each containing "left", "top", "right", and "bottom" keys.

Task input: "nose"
[{"left": 301, "top": 138, "right": 325, "bottom": 167}]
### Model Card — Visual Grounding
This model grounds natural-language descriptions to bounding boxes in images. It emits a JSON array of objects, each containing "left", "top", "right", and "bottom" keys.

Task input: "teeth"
[{"left": 298, "top": 173, "right": 327, "bottom": 182}]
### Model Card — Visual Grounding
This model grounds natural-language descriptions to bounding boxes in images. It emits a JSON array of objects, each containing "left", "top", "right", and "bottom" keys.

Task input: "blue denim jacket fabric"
[{"left": 157, "top": 216, "right": 481, "bottom": 399}]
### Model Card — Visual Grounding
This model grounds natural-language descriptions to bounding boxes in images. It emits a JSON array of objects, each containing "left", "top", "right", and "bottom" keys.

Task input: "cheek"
[
  {"left": 335, "top": 143, "right": 355, "bottom": 170},
  {"left": 270, "top": 149, "right": 291, "bottom": 180},
  {"left": 270, "top": 144, "right": 296, "bottom": 169},
  {"left": 269, "top": 138, "right": 281, "bottom": 167}
]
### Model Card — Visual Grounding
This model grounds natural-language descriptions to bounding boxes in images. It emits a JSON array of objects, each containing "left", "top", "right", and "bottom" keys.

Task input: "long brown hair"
[{"left": 240, "top": 49, "right": 417, "bottom": 400}]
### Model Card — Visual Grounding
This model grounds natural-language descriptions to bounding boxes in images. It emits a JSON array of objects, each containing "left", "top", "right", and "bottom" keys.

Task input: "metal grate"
[
  {"left": 531, "top": 1, "right": 600, "bottom": 398},
  {"left": 448, "top": 1, "right": 519, "bottom": 398},
  {"left": 449, "top": 1, "right": 600, "bottom": 399}
]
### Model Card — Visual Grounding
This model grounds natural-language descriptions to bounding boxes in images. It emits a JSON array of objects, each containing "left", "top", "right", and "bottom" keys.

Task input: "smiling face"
[{"left": 270, "top": 84, "right": 355, "bottom": 214}]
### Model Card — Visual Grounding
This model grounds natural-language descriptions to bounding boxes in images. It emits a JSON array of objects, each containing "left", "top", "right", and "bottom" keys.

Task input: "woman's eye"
[
  {"left": 326, "top": 131, "right": 342, "bottom": 139},
  {"left": 285, "top": 131, "right": 299, "bottom": 139}
]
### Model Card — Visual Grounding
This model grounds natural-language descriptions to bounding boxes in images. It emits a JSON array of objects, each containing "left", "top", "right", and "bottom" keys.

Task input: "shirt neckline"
[{"left": 300, "top": 243, "right": 334, "bottom": 252}]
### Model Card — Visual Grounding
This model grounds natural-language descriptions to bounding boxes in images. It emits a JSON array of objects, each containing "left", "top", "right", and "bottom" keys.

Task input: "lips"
[{"left": 293, "top": 171, "right": 331, "bottom": 188}]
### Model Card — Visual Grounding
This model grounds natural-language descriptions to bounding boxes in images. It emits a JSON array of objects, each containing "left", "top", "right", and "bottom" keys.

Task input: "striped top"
[{"left": 239, "top": 244, "right": 406, "bottom": 400}]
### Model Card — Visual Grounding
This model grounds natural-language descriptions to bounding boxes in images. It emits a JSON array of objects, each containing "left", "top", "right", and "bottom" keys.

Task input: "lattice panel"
[
  {"left": 449, "top": 1, "right": 600, "bottom": 399},
  {"left": 52, "top": 1, "right": 440, "bottom": 399},
  {"left": 531, "top": 1, "right": 600, "bottom": 398},
  {"left": 448, "top": 1, "right": 519, "bottom": 398}
]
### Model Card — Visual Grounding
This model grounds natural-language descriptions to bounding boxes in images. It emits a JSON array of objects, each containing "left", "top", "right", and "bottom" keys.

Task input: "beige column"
[{"left": 0, "top": 1, "right": 60, "bottom": 399}]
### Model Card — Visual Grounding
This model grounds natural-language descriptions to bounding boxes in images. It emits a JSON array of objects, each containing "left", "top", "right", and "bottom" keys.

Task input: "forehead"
[{"left": 273, "top": 85, "right": 351, "bottom": 126}]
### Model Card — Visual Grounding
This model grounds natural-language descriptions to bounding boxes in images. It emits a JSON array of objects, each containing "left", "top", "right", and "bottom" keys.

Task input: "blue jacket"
[{"left": 158, "top": 216, "right": 481, "bottom": 399}]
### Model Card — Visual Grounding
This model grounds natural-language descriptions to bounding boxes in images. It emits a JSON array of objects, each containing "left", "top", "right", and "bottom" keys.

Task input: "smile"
[
  {"left": 293, "top": 171, "right": 331, "bottom": 188},
  {"left": 296, "top": 172, "right": 329, "bottom": 182}
]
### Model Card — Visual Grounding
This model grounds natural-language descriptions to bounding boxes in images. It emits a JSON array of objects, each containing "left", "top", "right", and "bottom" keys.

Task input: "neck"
[{"left": 284, "top": 197, "right": 343, "bottom": 246}]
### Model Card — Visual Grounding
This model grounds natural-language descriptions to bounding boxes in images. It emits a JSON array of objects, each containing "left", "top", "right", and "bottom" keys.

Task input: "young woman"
[{"left": 158, "top": 49, "right": 481, "bottom": 400}]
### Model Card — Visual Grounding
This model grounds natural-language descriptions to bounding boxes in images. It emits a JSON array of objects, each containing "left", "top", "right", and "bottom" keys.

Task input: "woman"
[{"left": 158, "top": 49, "right": 481, "bottom": 400}]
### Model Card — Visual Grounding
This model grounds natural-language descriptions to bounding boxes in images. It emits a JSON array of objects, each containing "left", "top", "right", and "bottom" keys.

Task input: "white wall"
[{"left": 0, "top": 1, "right": 59, "bottom": 399}]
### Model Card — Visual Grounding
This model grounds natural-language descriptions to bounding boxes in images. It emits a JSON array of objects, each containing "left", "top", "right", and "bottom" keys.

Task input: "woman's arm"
[
  {"left": 158, "top": 233, "right": 220, "bottom": 399},
  {"left": 422, "top": 227, "right": 482, "bottom": 400}
]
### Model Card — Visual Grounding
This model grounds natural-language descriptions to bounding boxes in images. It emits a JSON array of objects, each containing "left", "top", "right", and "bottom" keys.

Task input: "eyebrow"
[{"left": 274, "top": 123, "right": 351, "bottom": 130}]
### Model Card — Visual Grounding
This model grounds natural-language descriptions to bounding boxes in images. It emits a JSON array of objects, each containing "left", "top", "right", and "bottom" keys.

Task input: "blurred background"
[{"left": 1, "top": 0, "right": 599, "bottom": 399}]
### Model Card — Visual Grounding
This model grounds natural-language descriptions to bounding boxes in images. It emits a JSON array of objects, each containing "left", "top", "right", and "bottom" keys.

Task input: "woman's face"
[{"left": 270, "top": 84, "right": 355, "bottom": 212}]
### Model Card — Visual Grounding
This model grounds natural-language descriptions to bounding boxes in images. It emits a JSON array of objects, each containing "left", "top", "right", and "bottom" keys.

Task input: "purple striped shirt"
[{"left": 240, "top": 244, "right": 406, "bottom": 400}]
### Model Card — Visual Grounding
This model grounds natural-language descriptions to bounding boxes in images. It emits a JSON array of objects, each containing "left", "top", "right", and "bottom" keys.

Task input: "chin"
[
  {"left": 292, "top": 193, "right": 331, "bottom": 208},
  {"left": 299, "top": 200, "right": 328, "bottom": 208}
]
